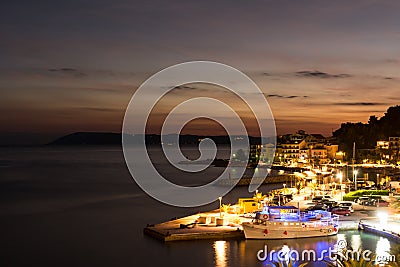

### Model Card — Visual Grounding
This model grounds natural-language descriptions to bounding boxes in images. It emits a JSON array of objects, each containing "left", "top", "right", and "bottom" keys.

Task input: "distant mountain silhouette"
[
  {"left": 49, "top": 132, "right": 122, "bottom": 145},
  {"left": 49, "top": 132, "right": 272, "bottom": 146}
]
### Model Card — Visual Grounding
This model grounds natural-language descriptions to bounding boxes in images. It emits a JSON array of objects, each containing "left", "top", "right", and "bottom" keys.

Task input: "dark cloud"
[
  {"left": 168, "top": 84, "right": 229, "bottom": 94},
  {"left": 333, "top": 102, "right": 383, "bottom": 106},
  {"left": 266, "top": 94, "right": 308, "bottom": 99},
  {"left": 173, "top": 85, "right": 198, "bottom": 90},
  {"left": 296, "top": 70, "right": 351, "bottom": 78},
  {"left": 48, "top": 68, "right": 87, "bottom": 77}
]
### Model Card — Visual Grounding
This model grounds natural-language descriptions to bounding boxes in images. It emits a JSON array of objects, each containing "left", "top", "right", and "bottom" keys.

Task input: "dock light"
[
  {"left": 254, "top": 189, "right": 260, "bottom": 200},
  {"left": 218, "top": 196, "right": 222, "bottom": 218},
  {"left": 337, "top": 172, "right": 343, "bottom": 201},
  {"left": 337, "top": 172, "right": 343, "bottom": 181},
  {"left": 354, "top": 170, "right": 358, "bottom": 190},
  {"left": 378, "top": 211, "right": 388, "bottom": 228}
]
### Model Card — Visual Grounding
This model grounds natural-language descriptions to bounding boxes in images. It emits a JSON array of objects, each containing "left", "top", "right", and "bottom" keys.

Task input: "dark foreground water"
[{"left": 0, "top": 146, "right": 396, "bottom": 267}]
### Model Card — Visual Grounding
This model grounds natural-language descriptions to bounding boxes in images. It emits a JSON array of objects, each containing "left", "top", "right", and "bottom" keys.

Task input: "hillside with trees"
[{"left": 333, "top": 105, "right": 400, "bottom": 158}]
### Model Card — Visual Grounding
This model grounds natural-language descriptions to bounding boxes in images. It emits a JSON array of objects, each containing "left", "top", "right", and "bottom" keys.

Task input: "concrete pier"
[
  {"left": 360, "top": 223, "right": 400, "bottom": 243},
  {"left": 144, "top": 211, "right": 248, "bottom": 242}
]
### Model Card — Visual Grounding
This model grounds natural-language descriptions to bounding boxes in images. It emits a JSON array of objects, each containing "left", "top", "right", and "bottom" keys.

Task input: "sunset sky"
[{"left": 1, "top": 0, "right": 400, "bottom": 144}]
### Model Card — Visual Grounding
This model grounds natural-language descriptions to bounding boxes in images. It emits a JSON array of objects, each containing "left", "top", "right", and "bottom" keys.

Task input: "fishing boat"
[{"left": 242, "top": 205, "right": 339, "bottom": 239}]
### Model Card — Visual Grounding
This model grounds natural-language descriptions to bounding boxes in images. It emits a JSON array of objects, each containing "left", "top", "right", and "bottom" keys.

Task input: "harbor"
[{"left": 144, "top": 186, "right": 400, "bottom": 242}]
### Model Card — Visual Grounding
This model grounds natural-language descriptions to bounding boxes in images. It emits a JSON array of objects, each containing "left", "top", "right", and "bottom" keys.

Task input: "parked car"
[
  {"left": 331, "top": 207, "right": 351, "bottom": 216},
  {"left": 305, "top": 204, "right": 328, "bottom": 212},
  {"left": 312, "top": 196, "right": 324, "bottom": 203},
  {"left": 370, "top": 199, "right": 390, "bottom": 207},
  {"left": 356, "top": 197, "right": 370, "bottom": 205},
  {"left": 320, "top": 198, "right": 335, "bottom": 203},
  {"left": 312, "top": 195, "right": 332, "bottom": 203},
  {"left": 363, "top": 196, "right": 384, "bottom": 206},
  {"left": 338, "top": 201, "right": 354, "bottom": 213},
  {"left": 320, "top": 200, "right": 338, "bottom": 211},
  {"left": 283, "top": 194, "right": 293, "bottom": 201},
  {"left": 363, "top": 199, "right": 375, "bottom": 206}
]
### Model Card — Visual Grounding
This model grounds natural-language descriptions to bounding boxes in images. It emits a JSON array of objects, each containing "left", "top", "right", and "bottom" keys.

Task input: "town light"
[
  {"left": 354, "top": 170, "right": 358, "bottom": 190},
  {"left": 337, "top": 172, "right": 343, "bottom": 201},
  {"left": 337, "top": 172, "right": 343, "bottom": 185},
  {"left": 378, "top": 211, "right": 388, "bottom": 228},
  {"left": 218, "top": 196, "right": 222, "bottom": 218}
]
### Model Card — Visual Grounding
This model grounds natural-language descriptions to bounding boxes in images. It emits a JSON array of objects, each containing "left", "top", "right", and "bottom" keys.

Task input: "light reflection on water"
[
  {"left": 211, "top": 230, "right": 397, "bottom": 267},
  {"left": 214, "top": 241, "right": 229, "bottom": 267},
  {"left": 350, "top": 234, "right": 361, "bottom": 251},
  {"left": 375, "top": 237, "right": 392, "bottom": 265}
]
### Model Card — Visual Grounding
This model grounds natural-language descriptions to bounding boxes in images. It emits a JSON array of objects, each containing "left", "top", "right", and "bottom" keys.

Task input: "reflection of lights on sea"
[
  {"left": 375, "top": 237, "right": 391, "bottom": 265},
  {"left": 315, "top": 241, "right": 330, "bottom": 253},
  {"left": 351, "top": 235, "right": 361, "bottom": 251},
  {"left": 214, "top": 241, "right": 228, "bottom": 267},
  {"left": 335, "top": 234, "right": 347, "bottom": 252},
  {"left": 280, "top": 245, "right": 291, "bottom": 262}
]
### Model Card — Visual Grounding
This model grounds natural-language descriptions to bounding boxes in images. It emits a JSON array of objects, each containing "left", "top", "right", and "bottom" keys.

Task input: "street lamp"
[
  {"left": 337, "top": 172, "right": 343, "bottom": 201},
  {"left": 354, "top": 170, "right": 358, "bottom": 191},
  {"left": 218, "top": 196, "right": 222, "bottom": 218},
  {"left": 377, "top": 173, "right": 380, "bottom": 188}
]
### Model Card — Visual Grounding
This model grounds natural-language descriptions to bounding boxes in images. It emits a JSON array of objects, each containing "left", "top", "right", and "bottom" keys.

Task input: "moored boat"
[{"left": 242, "top": 205, "right": 339, "bottom": 239}]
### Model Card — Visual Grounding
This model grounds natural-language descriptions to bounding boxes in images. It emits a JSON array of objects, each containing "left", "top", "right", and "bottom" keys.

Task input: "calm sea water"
[{"left": 0, "top": 146, "right": 396, "bottom": 267}]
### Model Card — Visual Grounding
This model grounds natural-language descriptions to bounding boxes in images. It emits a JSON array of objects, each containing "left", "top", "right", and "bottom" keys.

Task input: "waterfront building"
[
  {"left": 281, "top": 139, "right": 307, "bottom": 164},
  {"left": 376, "top": 137, "right": 400, "bottom": 163},
  {"left": 249, "top": 130, "right": 340, "bottom": 166},
  {"left": 249, "top": 143, "right": 275, "bottom": 166}
]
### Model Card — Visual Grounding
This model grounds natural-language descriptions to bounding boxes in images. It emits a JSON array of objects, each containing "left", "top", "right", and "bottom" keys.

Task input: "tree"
[
  {"left": 368, "top": 115, "right": 378, "bottom": 125},
  {"left": 333, "top": 105, "right": 400, "bottom": 160},
  {"left": 295, "top": 179, "right": 304, "bottom": 194},
  {"left": 221, "top": 204, "right": 231, "bottom": 214}
]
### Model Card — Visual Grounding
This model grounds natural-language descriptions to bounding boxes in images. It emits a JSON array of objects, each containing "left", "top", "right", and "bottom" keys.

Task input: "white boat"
[{"left": 242, "top": 205, "right": 339, "bottom": 239}]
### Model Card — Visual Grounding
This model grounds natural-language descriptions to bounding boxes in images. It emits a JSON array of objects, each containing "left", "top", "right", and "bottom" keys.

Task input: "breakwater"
[{"left": 217, "top": 175, "right": 293, "bottom": 186}]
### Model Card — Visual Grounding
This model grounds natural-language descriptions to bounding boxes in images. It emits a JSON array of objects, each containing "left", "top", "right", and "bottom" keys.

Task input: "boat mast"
[{"left": 352, "top": 142, "right": 356, "bottom": 190}]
